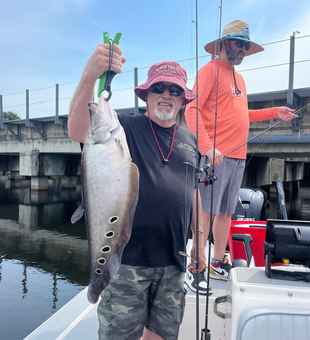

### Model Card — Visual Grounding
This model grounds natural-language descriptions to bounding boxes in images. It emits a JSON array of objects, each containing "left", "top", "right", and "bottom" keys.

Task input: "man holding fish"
[{"left": 68, "top": 42, "right": 200, "bottom": 340}]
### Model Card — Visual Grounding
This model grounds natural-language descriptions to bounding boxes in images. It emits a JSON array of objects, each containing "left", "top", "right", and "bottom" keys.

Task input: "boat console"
[{"left": 264, "top": 219, "right": 310, "bottom": 281}]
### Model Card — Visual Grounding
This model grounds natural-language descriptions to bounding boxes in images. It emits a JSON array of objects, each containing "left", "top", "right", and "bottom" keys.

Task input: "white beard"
[{"left": 154, "top": 98, "right": 175, "bottom": 120}]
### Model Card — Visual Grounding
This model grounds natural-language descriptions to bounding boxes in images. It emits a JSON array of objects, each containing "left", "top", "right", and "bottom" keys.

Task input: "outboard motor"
[{"left": 232, "top": 188, "right": 270, "bottom": 221}]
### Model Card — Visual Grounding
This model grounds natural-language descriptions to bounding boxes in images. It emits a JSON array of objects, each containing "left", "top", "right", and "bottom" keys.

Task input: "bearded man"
[{"left": 184, "top": 20, "right": 297, "bottom": 293}]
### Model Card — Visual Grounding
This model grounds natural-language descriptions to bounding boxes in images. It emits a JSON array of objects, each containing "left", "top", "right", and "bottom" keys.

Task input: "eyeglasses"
[
  {"left": 151, "top": 83, "right": 184, "bottom": 97},
  {"left": 233, "top": 39, "right": 251, "bottom": 51}
]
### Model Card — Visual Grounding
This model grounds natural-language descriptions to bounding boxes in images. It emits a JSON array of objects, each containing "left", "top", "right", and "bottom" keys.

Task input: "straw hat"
[
  {"left": 204, "top": 20, "right": 264, "bottom": 57},
  {"left": 134, "top": 61, "right": 196, "bottom": 105}
]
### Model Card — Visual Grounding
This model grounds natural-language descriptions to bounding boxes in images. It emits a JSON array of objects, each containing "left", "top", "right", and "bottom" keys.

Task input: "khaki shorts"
[
  {"left": 199, "top": 156, "right": 245, "bottom": 215},
  {"left": 97, "top": 264, "right": 186, "bottom": 340}
]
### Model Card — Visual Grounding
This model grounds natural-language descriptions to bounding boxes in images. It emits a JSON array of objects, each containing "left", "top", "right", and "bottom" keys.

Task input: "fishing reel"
[{"left": 197, "top": 163, "right": 218, "bottom": 186}]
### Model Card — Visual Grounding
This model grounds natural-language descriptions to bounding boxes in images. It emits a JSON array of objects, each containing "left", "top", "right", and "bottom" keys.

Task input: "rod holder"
[{"left": 201, "top": 328, "right": 211, "bottom": 340}]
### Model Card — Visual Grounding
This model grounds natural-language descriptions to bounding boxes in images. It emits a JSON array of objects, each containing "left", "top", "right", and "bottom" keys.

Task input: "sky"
[{"left": 1, "top": 0, "right": 310, "bottom": 119}]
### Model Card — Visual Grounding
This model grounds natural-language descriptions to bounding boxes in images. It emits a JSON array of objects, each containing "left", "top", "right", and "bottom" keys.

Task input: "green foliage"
[{"left": 3, "top": 111, "right": 20, "bottom": 121}]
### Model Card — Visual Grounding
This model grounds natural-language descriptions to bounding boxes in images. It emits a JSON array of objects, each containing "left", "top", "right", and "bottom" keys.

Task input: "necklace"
[{"left": 147, "top": 110, "right": 184, "bottom": 164}]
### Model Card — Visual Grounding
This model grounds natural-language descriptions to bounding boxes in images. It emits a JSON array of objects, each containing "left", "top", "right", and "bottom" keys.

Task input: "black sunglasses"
[
  {"left": 151, "top": 83, "right": 184, "bottom": 97},
  {"left": 233, "top": 39, "right": 251, "bottom": 51}
]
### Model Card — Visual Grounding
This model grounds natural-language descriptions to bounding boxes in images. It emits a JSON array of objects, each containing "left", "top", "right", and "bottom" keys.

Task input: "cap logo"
[
  {"left": 155, "top": 64, "right": 180, "bottom": 74},
  {"left": 242, "top": 27, "right": 250, "bottom": 38}
]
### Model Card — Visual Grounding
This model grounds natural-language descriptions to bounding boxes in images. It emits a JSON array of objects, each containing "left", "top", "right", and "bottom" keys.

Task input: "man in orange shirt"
[{"left": 184, "top": 20, "right": 297, "bottom": 293}]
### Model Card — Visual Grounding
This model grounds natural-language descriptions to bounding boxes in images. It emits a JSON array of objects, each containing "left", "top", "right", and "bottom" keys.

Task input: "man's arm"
[
  {"left": 68, "top": 44, "right": 126, "bottom": 143},
  {"left": 248, "top": 106, "right": 297, "bottom": 123}
]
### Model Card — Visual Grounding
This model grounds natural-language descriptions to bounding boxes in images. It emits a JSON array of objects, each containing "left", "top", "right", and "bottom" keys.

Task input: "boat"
[{"left": 24, "top": 184, "right": 310, "bottom": 340}]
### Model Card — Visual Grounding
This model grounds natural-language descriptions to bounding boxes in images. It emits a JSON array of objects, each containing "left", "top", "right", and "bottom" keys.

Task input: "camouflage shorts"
[{"left": 97, "top": 264, "right": 186, "bottom": 340}]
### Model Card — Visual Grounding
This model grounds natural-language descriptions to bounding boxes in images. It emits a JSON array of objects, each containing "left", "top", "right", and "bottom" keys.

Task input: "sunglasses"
[
  {"left": 233, "top": 39, "right": 251, "bottom": 51},
  {"left": 151, "top": 83, "right": 184, "bottom": 97}
]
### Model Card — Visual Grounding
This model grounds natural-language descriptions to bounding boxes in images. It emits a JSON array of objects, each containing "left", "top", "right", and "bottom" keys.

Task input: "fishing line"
[
  {"left": 220, "top": 103, "right": 309, "bottom": 183},
  {"left": 184, "top": 106, "right": 305, "bottom": 171},
  {"left": 227, "top": 117, "right": 294, "bottom": 184},
  {"left": 243, "top": 137, "right": 266, "bottom": 167},
  {"left": 223, "top": 107, "right": 308, "bottom": 159},
  {"left": 209, "top": 102, "right": 308, "bottom": 196}
]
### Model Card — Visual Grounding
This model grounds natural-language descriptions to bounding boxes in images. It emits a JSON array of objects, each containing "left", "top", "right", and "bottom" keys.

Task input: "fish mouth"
[{"left": 88, "top": 101, "right": 98, "bottom": 109}]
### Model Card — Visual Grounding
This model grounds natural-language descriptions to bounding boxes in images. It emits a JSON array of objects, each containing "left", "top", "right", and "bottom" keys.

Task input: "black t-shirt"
[{"left": 118, "top": 113, "right": 199, "bottom": 272}]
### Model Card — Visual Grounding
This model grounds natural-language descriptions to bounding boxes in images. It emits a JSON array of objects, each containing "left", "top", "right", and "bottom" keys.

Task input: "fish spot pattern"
[
  {"left": 105, "top": 231, "right": 114, "bottom": 238},
  {"left": 109, "top": 216, "right": 118, "bottom": 223},
  {"left": 101, "top": 246, "right": 111, "bottom": 253},
  {"left": 97, "top": 258, "right": 106, "bottom": 265}
]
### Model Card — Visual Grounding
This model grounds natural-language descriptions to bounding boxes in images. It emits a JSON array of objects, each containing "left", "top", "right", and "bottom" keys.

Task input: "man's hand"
[
  {"left": 205, "top": 148, "right": 223, "bottom": 167},
  {"left": 67, "top": 44, "right": 126, "bottom": 143},
  {"left": 83, "top": 44, "right": 126, "bottom": 81},
  {"left": 277, "top": 107, "right": 298, "bottom": 121}
]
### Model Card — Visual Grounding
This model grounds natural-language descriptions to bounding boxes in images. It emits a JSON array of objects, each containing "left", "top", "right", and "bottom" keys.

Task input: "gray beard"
[{"left": 154, "top": 99, "right": 175, "bottom": 120}]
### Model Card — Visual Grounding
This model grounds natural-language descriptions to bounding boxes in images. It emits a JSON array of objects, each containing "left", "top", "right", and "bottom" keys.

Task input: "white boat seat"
[{"left": 236, "top": 308, "right": 310, "bottom": 340}]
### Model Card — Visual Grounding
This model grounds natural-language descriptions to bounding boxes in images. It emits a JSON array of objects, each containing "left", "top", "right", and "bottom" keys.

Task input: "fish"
[{"left": 71, "top": 96, "right": 139, "bottom": 304}]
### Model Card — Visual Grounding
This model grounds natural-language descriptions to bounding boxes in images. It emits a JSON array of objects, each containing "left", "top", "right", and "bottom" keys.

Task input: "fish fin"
[{"left": 71, "top": 204, "right": 85, "bottom": 224}]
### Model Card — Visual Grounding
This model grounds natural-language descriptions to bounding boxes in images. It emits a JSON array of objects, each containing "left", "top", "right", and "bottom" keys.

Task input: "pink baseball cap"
[{"left": 134, "top": 61, "right": 196, "bottom": 105}]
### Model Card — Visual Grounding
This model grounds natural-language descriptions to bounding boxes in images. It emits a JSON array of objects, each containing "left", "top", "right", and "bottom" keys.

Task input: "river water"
[
  {"left": 0, "top": 177, "right": 310, "bottom": 340},
  {"left": 0, "top": 178, "right": 88, "bottom": 340}
]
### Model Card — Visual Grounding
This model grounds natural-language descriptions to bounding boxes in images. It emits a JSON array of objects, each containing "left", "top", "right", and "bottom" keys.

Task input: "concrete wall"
[
  {"left": 0, "top": 121, "right": 81, "bottom": 154},
  {"left": 1, "top": 101, "right": 310, "bottom": 190},
  {"left": 248, "top": 96, "right": 310, "bottom": 138},
  {"left": 242, "top": 157, "right": 305, "bottom": 187},
  {"left": 18, "top": 151, "right": 80, "bottom": 177}
]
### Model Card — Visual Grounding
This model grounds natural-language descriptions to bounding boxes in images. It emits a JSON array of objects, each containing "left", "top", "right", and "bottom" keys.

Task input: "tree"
[{"left": 3, "top": 111, "right": 20, "bottom": 121}]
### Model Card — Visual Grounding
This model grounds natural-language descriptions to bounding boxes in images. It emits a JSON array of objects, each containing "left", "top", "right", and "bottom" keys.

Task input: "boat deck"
[
  {"left": 25, "top": 242, "right": 231, "bottom": 340},
  {"left": 24, "top": 279, "right": 232, "bottom": 340},
  {"left": 24, "top": 266, "right": 310, "bottom": 340}
]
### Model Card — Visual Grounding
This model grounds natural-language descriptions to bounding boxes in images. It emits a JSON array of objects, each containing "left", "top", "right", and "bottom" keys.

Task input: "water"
[
  {"left": 0, "top": 178, "right": 310, "bottom": 340},
  {"left": 0, "top": 179, "right": 89, "bottom": 340}
]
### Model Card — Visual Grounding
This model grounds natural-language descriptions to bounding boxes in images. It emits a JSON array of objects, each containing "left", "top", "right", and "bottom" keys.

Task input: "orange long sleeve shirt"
[{"left": 184, "top": 59, "right": 278, "bottom": 159}]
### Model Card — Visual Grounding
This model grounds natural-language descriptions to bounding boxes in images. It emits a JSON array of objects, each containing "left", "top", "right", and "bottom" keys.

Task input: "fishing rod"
[
  {"left": 184, "top": 103, "right": 309, "bottom": 174},
  {"left": 182, "top": 3, "right": 223, "bottom": 337},
  {"left": 193, "top": 1, "right": 200, "bottom": 339},
  {"left": 180, "top": 1, "right": 213, "bottom": 338},
  {"left": 222, "top": 102, "right": 308, "bottom": 158},
  {"left": 201, "top": 2, "right": 223, "bottom": 340},
  {"left": 187, "top": 10, "right": 308, "bottom": 335},
  {"left": 195, "top": 106, "right": 307, "bottom": 193},
  {"left": 178, "top": 1, "right": 201, "bottom": 338}
]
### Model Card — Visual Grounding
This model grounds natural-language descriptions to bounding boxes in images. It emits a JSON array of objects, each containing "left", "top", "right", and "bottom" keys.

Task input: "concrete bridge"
[
  {"left": 243, "top": 87, "right": 310, "bottom": 191},
  {"left": 0, "top": 88, "right": 310, "bottom": 190}
]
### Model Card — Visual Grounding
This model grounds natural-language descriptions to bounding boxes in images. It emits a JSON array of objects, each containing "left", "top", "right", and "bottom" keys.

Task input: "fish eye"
[
  {"left": 97, "top": 258, "right": 106, "bottom": 265},
  {"left": 105, "top": 231, "right": 114, "bottom": 238},
  {"left": 101, "top": 246, "right": 111, "bottom": 253},
  {"left": 109, "top": 216, "right": 118, "bottom": 223}
]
